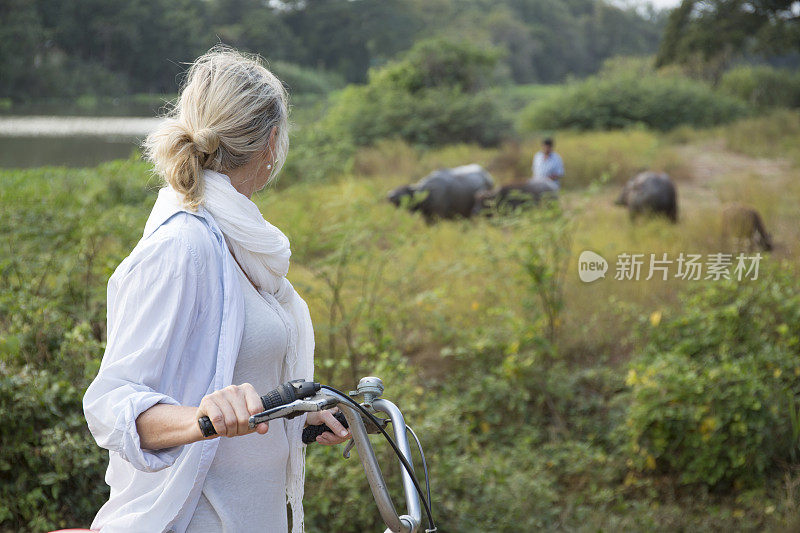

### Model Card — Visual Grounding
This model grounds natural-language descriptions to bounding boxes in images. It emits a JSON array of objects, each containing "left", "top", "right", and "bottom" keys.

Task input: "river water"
[{"left": 0, "top": 116, "right": 163, "bottom": 168}]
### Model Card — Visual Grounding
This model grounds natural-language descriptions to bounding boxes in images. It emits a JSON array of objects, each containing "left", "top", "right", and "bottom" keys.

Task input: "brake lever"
[
  {"left": 343, "top": 415, "right": 390, "bottom": 459},
  {"left": 248, "top": 396, "right": 338, "bottom": 428},
  {"left": 343, "top": 439, "right": 355, "bottom": 458}
]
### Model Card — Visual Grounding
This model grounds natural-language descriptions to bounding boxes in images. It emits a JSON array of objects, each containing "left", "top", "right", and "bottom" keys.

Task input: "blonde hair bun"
[
  {"left": 192, "top": 128, "right": 220, "bottom": 155},
  {"left": 143, "top": 45, "right": 289, "bottom": 210}
]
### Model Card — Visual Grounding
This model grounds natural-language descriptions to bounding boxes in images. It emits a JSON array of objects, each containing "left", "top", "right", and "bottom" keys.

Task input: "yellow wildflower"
[{"left": 649, "top": 310, "right": 662, "bottom": 327}]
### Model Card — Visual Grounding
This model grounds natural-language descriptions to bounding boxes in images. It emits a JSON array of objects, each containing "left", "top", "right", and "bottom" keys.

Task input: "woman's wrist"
[{"left": 137, "top": 404, "right": 205, "bottom": 450}]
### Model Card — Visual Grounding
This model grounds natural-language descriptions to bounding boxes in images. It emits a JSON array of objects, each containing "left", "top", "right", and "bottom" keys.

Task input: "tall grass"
[
  {"left": 261, "top": 115, "right": 800, "bottom": 372},
  {"left": 719, "top": 109, "right": 800, "bottom": 163},
  {"left": 350, "top": 129, "right": 692, "bottom": 190}
]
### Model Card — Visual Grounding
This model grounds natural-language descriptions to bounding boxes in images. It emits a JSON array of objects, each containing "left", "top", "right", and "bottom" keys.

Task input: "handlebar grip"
[
  {"left": 302, "top": 411, "right": 349, "bottom": 444},
  {"left": 198, "top": 380, "right": 321, "bottom": 438},
  {"left": 198, "top": 415, "right": 217, "bottom": 437}
]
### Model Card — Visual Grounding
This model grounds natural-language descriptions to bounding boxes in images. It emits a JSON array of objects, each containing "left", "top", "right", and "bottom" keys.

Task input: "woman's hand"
[
  {"left": 305, "top": 408, "right": 351, "bottom": 446},
  {"left": 196, "top": 383, "right": 269, "bottom": 438}
]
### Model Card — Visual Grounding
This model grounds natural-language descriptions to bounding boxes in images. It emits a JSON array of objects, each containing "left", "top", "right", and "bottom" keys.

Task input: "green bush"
[
  {"left": 719, "top": 66, "right": 800, "bottom": 109},
  {"left": 326, "top": 84, "right": 510, "bottom": 148},
  {"left": 323, "top": 38, "right": 512, "bottom": 147},
  {"left": 281, "top": 125, "right": 356, "bottom": 184},
  {"left": 0, "top": 367, "right": 108, "bottom": 531},
  {"left": 625, "top": 351, "right": 786, "bottom": 487},
  {"left": 0, "top": 162, "right": 150, "bottom": 530},
  {"left": 624, "top": 271, "right": 800, "bottom": 488},
  {"left": 271, "top": 61, "right": 345, "bottom": 95},
  {"left": 372, "top": 38, "right": 506, "bottom": 94},
  {"left": 519, "top": 74, "right": 747, "bottom": 132}
]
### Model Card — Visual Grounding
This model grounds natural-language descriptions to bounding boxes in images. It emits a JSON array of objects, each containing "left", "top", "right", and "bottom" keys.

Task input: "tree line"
[
  {"left": 0, "top": 0, "right": 666, "bottom": 100},
  {"left": 657, "top": 0, "right": 800, "bottom": 83}
]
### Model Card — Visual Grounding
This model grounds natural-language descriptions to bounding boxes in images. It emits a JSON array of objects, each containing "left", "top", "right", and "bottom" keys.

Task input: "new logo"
[{"left": 578, "top": 250, "right": 608, "bottom": 283}]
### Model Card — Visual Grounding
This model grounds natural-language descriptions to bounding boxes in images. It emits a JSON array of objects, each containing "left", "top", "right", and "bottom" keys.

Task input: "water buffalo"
[
  {"left": 387, "top": 164, "right": 494, "bottom": 222},
  {"left": 721, "top": 203, "right": 773, "bottom": 251},
  {"left": 615, "top": 171, "right": 678, "bottom": 222},
  {"left": 472, "top": 181, "right": 556, "bottom": 216}
]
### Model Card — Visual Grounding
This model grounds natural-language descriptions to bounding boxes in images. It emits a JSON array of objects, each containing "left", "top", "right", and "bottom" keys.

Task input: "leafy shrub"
[
  {"left": 281, "top": 125, "right": 356, "bottom": 184},
  {"left": 625, "top": 351, "right": 786, "bottom": 487},
  {"left": 0, "top": 162, "right": 151, "bottom": 530},
  {"left": 624, "top": 271, "right": 800, "bottom": 488},
  {"left": 0, "top": 367, "right": 108, "bottom": 531},
  {"left": 327, "top": 85, "right": 510, "bottom": 148},
  {"left": 519, "top": 74, "right": 747, "bottom": 132},
  {"left": 489, "top": 83, "right": 561, "bottom": 125},
  {"left": 719, "top": 66, "right": 800, "bottom": 109},
  {"left": 271, "top": 61, "right": 345, "bottom": 95},
  {"left": 373, "top": 38, "right": 506, "bottom": 94},
  {"left": 323, "top": 38, "right": 512, "bottom": 147}
]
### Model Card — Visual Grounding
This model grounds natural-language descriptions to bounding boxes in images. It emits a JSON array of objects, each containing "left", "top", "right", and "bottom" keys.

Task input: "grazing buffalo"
[
  {"left": 387, "top": 164, "right": 494, "bottom": 222},
  {"left": 615, "top": 171, "right": 678, "bottom": 222},
  {"left": 721, "top": 203, "right": 773, "bottom": 251},
  {"left": 472, "top": 181, "right": 556, "bottom": 216}
]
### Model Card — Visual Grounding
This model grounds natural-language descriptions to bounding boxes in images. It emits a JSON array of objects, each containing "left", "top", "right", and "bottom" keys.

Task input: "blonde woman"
[{"left": 82, "top": 46, "right": 349, "bottom": 533}]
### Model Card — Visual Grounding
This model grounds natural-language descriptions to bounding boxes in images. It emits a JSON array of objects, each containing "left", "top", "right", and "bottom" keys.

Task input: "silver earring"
[{"left": 266, "top": 163, "right": 272, "bottom": 170}]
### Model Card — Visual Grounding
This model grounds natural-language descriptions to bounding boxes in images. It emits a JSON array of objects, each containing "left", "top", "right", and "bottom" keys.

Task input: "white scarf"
[{"left": 201, "top": 169, "right": 314, "bottom": 533}]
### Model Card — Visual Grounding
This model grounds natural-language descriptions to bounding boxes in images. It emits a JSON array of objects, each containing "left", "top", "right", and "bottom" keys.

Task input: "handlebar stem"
[
  {"left": 372, "top": 398, "right": 421, "bottom": 533},
  {"left": 322, "top": 389, "right": 419, "bottom": 533}
]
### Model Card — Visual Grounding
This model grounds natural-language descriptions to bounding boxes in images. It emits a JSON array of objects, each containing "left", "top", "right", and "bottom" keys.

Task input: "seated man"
[{"left": 530, "top": 137, "right": 564, "bottom": 192}]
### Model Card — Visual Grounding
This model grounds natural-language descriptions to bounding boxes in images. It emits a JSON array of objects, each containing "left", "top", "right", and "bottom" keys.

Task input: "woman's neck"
[{"left": 225, "top": 152, "right": 270, "bottom": 198}]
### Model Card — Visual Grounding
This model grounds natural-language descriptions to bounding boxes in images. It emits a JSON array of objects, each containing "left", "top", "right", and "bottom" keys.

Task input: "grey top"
[{"left": 187, "top": 265, "right": 291, "bottom": 532}]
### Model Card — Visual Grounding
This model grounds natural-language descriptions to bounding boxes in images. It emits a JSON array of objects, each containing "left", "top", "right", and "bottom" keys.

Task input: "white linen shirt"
[{"left": 83, "top": 188, "right": 302, "bottom": 533}]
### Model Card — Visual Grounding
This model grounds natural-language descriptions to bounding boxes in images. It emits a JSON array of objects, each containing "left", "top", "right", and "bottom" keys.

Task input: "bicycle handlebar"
[
  {"left": 198, "top": 379, "right": 320, "bottom": 437},
  {"left": 198, "top": 377, "right": 424, "bottom": 533}
]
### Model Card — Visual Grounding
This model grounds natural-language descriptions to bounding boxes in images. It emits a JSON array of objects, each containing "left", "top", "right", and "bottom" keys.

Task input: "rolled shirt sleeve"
[{"left": 84, "top": 232, "right": 202, "bottom": 472}]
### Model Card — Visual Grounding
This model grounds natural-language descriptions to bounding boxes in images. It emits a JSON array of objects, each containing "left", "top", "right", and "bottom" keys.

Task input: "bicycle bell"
[{"left": 351, "top": 376, "right": 384, "bottom": 409}]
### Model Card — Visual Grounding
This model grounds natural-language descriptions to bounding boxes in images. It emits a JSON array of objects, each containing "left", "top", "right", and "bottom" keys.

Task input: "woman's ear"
[{"left": 266, "top": 127, "right": 277, "bottom": 163}]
